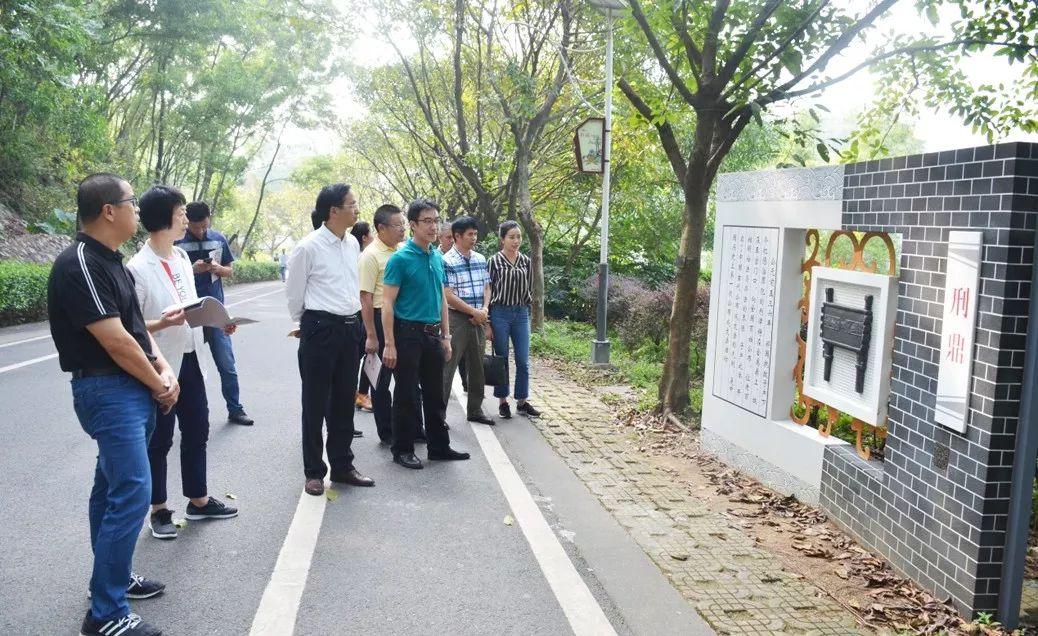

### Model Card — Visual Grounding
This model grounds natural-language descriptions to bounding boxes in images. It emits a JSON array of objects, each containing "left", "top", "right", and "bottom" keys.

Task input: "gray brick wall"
[{"left": 819, "top": 142, "right": 1038, "bottom": 615}]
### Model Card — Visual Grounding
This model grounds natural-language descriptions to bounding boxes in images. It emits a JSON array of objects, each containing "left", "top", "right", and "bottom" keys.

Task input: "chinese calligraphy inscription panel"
[
  {"left": 934, "top": 231, "right": 983, "bottom": 433},
  {"left": 713, "top": 226, "right": 779, "bottom": 417}
]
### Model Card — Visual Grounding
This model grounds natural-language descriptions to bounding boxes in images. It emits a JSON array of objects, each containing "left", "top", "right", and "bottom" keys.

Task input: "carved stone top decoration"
[{"left": 716, "top": 165, "right": 845, "bottom": 203}]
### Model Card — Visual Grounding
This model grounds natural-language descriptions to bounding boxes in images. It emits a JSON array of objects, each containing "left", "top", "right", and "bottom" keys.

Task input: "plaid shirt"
[{"left": 443, "top": 246, "right": 490, "bottom": 309}]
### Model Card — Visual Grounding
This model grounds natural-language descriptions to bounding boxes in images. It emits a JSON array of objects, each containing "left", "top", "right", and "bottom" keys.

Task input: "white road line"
[
  {"left": 0, "top": 334, "right": 51, "bottom": 349},
  {"left": 0, "top": 286, "right": 282, "bottom": 375},
  {"left": 225, "top": 287, "right": 284, "bottom": 308},
  {"left": 454, "top": 377, "right": 617, "bottom": 636},
  {"left": 249, "top": 490, "right": 326, "bottom": 636},
  {"left": 0, "top": 353, "right": 58, "bottom": 375}
]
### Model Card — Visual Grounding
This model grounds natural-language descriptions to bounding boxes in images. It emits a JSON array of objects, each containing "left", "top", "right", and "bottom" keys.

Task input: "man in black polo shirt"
[{"left": 49, "top": 173, "right": 179, "bottom": 636}]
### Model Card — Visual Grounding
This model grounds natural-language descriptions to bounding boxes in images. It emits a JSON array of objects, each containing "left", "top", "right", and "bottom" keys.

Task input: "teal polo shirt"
[{"left": 383, "top": 239, "right": 446, "bottom": 323}]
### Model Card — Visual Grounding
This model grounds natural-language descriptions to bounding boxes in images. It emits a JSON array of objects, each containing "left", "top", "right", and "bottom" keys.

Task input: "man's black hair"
[
  {"left": 314, "top": 183, "right": 352, "bottom": 226},
  {"left": 139, "top": 185, "right": 187, "bottom": 232},
  {"left": 311, "top": 209, "right": 321, "bottom": 230},
  {"left": 498, "top": 220, "right": 521, "bottom": 240},
  {"left": 350, "top": 221, "right": 370, "bottom": 245},
  {"left": 450, "top": 215, "right": 479, "bottom": 238},
  {"left": 185, "top": 201, "right": 211, "bottom": 222},
  {"left": 373, "top": 203, "right": 402, "bottom": 230},
  {"left": 406, "top": 198, "right": 439, "bottom": 222},
  {"left": 77, "top": 173, "right": 128, "bottom": 224}
]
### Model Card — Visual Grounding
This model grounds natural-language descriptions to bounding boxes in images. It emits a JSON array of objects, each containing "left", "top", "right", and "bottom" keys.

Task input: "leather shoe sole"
[
  {"left": 304, "top": 479, "right": 324, "bottom": 496},
  {"left": 330, "top": 470, "right": 375, "bottom": 487},
  {"left": 393, "top": 454, "right": 423, "bottom": 470}
]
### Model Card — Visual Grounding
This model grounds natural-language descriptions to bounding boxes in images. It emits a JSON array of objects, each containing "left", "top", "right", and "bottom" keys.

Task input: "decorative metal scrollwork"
[{"left": 790, "top": 230, "right": 896, "bottom": 460}]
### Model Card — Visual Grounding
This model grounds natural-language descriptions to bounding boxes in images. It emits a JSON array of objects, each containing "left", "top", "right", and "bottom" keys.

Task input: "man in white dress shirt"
[{"left": 286, "top": 183, "right": 375, "bottom": 496}]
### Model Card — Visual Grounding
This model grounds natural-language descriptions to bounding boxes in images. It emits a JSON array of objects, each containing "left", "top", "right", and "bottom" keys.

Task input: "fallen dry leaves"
[{"left": 610, "top": 407, "right": 1026, "bottom": 636}]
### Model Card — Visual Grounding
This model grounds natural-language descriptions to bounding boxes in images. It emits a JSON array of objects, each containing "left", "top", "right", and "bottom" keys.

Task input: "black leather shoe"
[
  {"left": 467, "top": 414, "right": 495, "bottom": 426},
  {"left": 229, "top": 411, "right": 254, "bottom": 426},
  {"left": 393, "top": 453, "right": 423, "bottom": 469},
  {"left": 331, "top": 469, "right": 375, "bottom": 487},
  {"left": 428, "top": 447, "right": 470, "bottom": 461}
]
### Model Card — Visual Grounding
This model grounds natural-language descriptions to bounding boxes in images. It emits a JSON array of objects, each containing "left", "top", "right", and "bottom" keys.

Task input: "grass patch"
[{"left": 531, "top": 319, "right": 704, "bottom": 415}]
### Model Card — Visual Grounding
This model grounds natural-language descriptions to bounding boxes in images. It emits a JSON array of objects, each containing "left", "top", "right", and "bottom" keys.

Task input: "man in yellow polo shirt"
[{"left": 360, "top": 204, "right": 409, "bottom": 443}]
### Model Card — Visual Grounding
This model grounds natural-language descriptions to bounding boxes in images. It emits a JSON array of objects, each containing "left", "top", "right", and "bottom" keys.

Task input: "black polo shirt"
[{"left": 48, "top": 232, "right": 153, "bottom": 372}]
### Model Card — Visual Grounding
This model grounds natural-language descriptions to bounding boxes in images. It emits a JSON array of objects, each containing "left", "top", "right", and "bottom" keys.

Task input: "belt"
[
  {"left": 396, "top": 318, "right": 442, "bottom": 335},
  {"left": 303, "top": 309, "right": 359, "bottom": 324},
  {"left": 71, "top": 366, "right": 124, "bottom": 379}
]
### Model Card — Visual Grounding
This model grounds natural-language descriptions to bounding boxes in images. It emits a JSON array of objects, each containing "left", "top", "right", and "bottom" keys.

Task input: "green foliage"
[
  {"left": 531, "top": 318, "right": 706, "bottom": 413},
  {"left": 0, "top": 260, "right": 51, "bottom": 326},
  {"left": 27, "top": 209, "right": 77, "bottom": 236},
  {"left": 227, "top": 260, "right": 280, "bottom": 285}
]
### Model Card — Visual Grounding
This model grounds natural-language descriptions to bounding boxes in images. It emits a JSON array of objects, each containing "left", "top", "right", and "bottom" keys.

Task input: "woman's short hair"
[{"left": 139, "top": 185, "right": 187, "bottom": 232}]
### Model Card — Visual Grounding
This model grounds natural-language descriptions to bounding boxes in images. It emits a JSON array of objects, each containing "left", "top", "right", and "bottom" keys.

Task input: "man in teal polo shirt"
[{"left": 381, "top": 199, "right": 470, "bottom": 469}]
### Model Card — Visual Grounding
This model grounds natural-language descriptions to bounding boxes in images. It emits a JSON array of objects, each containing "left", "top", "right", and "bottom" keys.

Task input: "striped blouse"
[{"left": 488, "top": 251, "right": 532, "bottom": 307}]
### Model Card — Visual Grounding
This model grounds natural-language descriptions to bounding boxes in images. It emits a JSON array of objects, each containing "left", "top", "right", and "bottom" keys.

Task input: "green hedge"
[
  {"left": 0, "top": 258, "right": 278, "bottom": 327},
  {"left": 227, "top": 259, "right": 280, "bottom": 285},
  {"left": 0, "top": 260, "right": 51, "bottom": 326}
]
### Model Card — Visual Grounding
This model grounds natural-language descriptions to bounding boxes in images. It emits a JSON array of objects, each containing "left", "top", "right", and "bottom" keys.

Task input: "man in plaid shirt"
[{"left": 441, "top": 216, "right": 495, "bottom": 425}]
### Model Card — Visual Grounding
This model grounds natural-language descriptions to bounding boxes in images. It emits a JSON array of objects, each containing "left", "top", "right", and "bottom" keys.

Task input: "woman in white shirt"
[{"left": 128, "top": 185, "right": 238, "bottom": 540}]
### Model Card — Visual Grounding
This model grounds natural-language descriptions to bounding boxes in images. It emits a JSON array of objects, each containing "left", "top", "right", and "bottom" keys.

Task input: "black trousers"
[
  {"left": 149, "top": 352, "right": 208, "bottom": 504},
  {"left": 371, "top": 309, "right": 425, "bottom": 443},
  {"left": 390, "top": 322, "right": 450, "bottom": 456},
  {"left": 298, "top": 311, "right": 361, "bottom": 479}
]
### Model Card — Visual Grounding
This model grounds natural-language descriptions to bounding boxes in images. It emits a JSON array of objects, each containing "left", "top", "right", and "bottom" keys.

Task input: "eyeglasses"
[
  {"left": 336, "top": 201, "right": 359, "bottom": 210},
  {"left": 386, "top": 222, "right": 406, "bottom": 229},
  {"left": 415, "top": 217, "right": 441, "bottom": 226},
  {"left": 109, "top": 196, "right": 138, "bottom": 208}
]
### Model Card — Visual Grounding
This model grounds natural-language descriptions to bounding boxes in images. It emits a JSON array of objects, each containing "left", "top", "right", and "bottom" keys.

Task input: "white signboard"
[
  {"left": 803, "top": 267, "right": 899, "bottom": 426},
  {"left": 574, "top": 118, "right": 604, "bottom": 173},
  {"left": 712, "top": 226, "right": 779, "bottom": 417},
  {"left": 935, "top": 231, "right": 983, "bottom": 433}
]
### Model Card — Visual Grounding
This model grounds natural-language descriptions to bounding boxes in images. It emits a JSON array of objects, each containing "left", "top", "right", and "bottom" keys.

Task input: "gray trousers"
[{"left": 442, "top": 310, "right": 486, "bottom": 418}]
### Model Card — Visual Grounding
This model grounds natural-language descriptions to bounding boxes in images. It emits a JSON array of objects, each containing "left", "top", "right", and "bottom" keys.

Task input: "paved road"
[{"left": 0, "top": 281, "right": 711, "bottom": 635}]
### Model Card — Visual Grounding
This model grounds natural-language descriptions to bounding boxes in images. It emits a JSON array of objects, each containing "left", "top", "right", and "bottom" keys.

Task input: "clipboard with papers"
[
  {"left": 362, "top": 353, "right": 383, "bottom": 386},
  {"left": 163, "top": 296, "right": 257, "bottom": 329}
]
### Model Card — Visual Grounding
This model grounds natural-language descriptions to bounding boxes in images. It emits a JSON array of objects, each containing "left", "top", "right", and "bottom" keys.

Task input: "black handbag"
[{"left": 482, "top": 349, "right": 508, "bottom": 387}]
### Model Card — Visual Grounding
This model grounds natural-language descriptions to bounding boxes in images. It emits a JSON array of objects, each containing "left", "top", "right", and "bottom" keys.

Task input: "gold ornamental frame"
[{"left": 790, "top": 230, "right": 897, "bottom": 460}]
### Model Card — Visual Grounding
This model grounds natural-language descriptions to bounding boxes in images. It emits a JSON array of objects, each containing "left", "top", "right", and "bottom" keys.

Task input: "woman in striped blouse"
[{"left": 487, "top": 221, "right": 540, "bottom": 419}]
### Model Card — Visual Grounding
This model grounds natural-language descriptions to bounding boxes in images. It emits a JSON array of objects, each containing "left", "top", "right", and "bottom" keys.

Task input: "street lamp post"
[{"left": 589, "top": 0, "right": 623, "bottom": 365}]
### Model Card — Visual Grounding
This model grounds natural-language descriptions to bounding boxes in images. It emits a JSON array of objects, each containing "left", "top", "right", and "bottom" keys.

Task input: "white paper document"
[
  {"left": 363, "top": 354, "right": 382, "bottom": 386},
  {"left": 163, "top": 296, "right": 257, "bottom": 329},
  {"left": 208, "top": 248, "right": 221, "bottom": 284}
]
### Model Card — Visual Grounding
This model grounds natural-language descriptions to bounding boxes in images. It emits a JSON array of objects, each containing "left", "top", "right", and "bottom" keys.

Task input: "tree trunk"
[
  {"left": 241, "top": 125, "right": 285, "bottom": 255},
  {"left": 658, "top": 177, "right": 708, "bottom": 414},
  {"left": 514, "top": 148, "right": 545, "bottom": 330}
]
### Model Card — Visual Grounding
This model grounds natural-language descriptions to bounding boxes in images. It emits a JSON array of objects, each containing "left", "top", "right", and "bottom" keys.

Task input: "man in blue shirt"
[{"left": 176, "top": 202, "right": 254, "bottom": 426}]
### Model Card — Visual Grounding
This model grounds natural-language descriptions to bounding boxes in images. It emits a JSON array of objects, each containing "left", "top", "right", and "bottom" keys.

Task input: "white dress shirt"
[{"left": 286, "top": 224, "right": 362, "bottom": 322}]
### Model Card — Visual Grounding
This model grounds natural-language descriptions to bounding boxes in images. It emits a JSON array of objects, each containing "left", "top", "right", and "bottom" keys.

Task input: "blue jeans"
[
  {"left": 490, "top": 305, "right": 531, "bottom": 400},
  {"left": 72, "top": 374, "right": 155, "bottom": 622},
  {"left": 204, "top": 326, "right": 244, "bottom": 415}
]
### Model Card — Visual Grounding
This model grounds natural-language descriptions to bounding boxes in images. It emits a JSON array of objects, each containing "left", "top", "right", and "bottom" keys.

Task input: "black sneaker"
[
  {"left": 517, "top": 402, "right": 540, "bottom": 418},
  {"left": 499, "top": 402, "right": 512, "bottom": 419},
  {"left": 80, "top": 610, "right": 162, "bottom": 636},
  {"left": 228, "top": 411, "right": 254, "bottom": 426},
  {"left": 126, "top": 573, "right": 166, "bottom": 599},
  {"left": 185, "top": 496, "right": 238, "bottom": 520},
  {"left": 149, "top": 509, "right": 177, "bottom": 540},
  {"left": 88, "top": 573, "right": 164, "bottom": 600}
]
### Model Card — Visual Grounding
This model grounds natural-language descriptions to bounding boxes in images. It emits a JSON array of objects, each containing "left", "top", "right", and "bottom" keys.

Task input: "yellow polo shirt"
[{"left": 358, "top": 237, "right": 398, "bottom": 308}]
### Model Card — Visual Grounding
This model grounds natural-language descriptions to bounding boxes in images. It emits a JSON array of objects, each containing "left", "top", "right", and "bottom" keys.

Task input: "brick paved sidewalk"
[{"left": 527, "top": 361, "right": 864, "bottom": 635}]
